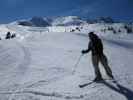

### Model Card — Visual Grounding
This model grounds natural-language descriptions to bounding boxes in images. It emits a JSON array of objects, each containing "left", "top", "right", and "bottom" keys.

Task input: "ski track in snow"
[{"left": 0, "top": 90, "right": 84, "bottom": 99}]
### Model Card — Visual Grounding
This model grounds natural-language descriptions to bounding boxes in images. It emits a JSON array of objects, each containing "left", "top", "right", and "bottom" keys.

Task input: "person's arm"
[{"left": 81, "top": 41, "right": 92, "bottom": 54}]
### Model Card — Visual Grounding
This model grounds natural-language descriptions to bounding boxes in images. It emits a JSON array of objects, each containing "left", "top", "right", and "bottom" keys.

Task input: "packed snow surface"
[{"left": 0, "top": 24, "right": 133, "bottom": 100}]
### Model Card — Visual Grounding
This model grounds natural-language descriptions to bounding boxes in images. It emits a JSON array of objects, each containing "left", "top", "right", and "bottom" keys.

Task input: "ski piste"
[{"left": 79, "top": 78, "right": 117, "bottom": 88}]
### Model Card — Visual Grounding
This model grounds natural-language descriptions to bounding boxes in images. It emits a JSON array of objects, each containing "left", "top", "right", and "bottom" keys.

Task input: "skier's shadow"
[{"left": 101, "top": 80, "right": 133, "bottom": 100}]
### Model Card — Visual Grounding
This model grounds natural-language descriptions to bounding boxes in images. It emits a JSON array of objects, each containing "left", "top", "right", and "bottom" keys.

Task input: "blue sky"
[{"left": 0, "top": 0, "right": 133, "bottom": 23}]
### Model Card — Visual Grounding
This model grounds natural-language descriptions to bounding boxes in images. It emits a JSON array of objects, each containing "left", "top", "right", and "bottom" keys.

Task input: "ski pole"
[{"left": 72, "top": 54, "right": 83, "bottom": 75}]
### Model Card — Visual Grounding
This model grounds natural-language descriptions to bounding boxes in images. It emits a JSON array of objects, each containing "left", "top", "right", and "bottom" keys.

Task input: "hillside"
[
  {"left": 0, "top": 24, "right": 133, "bottom": 100},
  {"left": 10, "top": 16, "right": 123, "bottom": 27}
]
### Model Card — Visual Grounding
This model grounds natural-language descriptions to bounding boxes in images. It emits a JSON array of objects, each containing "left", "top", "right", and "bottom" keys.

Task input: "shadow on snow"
[{"left": 102, "top": 80, "right": 133, "bottom": 100}]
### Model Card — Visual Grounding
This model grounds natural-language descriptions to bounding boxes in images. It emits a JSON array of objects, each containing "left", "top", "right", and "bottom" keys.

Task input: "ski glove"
[{"left": 81, "top": 50, "right": 86, "bottom": 54}]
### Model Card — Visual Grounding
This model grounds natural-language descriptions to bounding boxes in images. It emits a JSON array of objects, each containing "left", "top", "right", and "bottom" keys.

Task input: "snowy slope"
[
  {"left": 0, "top": 24, "right": 133, "bottom": 100},
  {"left": 9, "top": 16, "right": 133, "bottom": 35},
  {"left": 0, "top": 25, "right": 16, "bottom": 39}
]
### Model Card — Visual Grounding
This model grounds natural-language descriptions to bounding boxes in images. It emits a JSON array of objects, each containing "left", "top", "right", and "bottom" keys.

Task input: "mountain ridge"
[{"left": 10, "top": 16, "right": 118, "bottom": 27}]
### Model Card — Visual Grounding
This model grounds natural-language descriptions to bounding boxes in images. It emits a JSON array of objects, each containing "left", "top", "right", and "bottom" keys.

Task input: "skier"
[
  {"left": 81, "top": 32, "right": 114, "bottom": 82},
  {"left": 11, "top": 33, "right": 16, "bottom": 38},
  {"left": 5, "top": 32, "right": 11, "bottom": 39}
]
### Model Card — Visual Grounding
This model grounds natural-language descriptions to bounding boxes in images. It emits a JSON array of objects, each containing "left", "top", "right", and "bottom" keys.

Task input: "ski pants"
[{"left": 92, "top": 54, "right": 113, "bottom": 78}]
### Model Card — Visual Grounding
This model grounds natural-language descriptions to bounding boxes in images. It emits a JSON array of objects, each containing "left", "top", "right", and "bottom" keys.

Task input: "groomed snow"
[{"left": 0, "top": 24, "right": 133, "bottom": 100}]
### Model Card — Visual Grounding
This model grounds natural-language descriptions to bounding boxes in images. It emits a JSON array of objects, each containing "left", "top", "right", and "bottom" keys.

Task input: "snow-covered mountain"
[
  {"left": 9, "top": 16, "right": 133, "bottom": 36},
  {"left": 10, "top": 16, "right": 133, "bottom": 32},
  {"left": 10, "top": 16, "right": 87, "bottom": 27},
  {"left": 9, "top": 17, "right": 46, "bottom": 27},
  {"left": 11, "top": 16, "right": 115, "bottom": 27},
  {"left": 11, "top": 17, "right": 51, "bottom": 27},
  {"left": 52, "top": 16, "right": 87, "bottom": 26},
  {"left": 86, "top": 17, "right": 115, "bottom": 24}
]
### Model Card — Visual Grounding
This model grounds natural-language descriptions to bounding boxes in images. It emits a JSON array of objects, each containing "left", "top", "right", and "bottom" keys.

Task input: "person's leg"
[
  {"left": 100, "top": 54, "right": 114, "bottom": 78},
  {"left": 92, "top": 55, "right": 102, "bottom": 81}
]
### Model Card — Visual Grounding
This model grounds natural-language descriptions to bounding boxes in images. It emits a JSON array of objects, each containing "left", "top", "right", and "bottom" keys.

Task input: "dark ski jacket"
[{"left": 83, "top": 36, "right": 103, "bottom": 56}]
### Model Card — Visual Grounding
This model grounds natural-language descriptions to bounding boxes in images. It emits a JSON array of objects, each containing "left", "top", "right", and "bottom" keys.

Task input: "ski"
[
  {"left": 79, "top": 79, "right": 116, "bottom": 88},
  {"left": 79, "top": 81, "right": 95, "bottom": 88}
]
